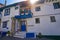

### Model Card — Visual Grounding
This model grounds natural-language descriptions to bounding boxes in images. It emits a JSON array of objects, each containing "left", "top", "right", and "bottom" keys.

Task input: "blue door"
[{"left": 21, "top": 21, "right": 26, "bottom": 31}]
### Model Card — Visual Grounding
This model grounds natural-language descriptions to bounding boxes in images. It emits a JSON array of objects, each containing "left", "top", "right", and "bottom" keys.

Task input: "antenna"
[{"left": 5, "top": 0, "right": 7, "bottom": 6}]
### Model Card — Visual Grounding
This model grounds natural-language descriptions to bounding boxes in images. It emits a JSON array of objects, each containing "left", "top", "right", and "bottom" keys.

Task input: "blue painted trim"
[
  {"left": 15, "top": 14, "right": 32, "bottom": 19},
  {"left": 1, "top": 32, "right": 7, "bottom": 37},
  {"left": 26, "top": 33, "right": 35, "bottom": 38}
]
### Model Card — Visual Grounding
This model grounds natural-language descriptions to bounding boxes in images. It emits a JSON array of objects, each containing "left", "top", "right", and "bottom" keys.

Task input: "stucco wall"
[
  {"left": 27, "top": 15, "right": 60, "bottom": 35},
  {"left": 1, "top": 1, "right": 60, "bottom": 35},
  {"left": 1, "top": 5, "right": 20, "bottom": 31},
  {"left": 27, "top": 1, "right": 60, "bottom": 35},
  {"left": 31, "top": 1, "right": 60, "bottom": 16}
]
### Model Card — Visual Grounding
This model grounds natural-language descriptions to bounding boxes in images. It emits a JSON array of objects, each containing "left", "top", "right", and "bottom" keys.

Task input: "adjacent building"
[{"left": 0, "top": 3, "right": 4, "bottom": 8}]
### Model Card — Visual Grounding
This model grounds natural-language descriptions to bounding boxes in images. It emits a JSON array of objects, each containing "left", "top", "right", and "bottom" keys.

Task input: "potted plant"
[
  {"left": 7, "top": 31, "right": 10, "bottom": 36},
  {"left": 36, "top": 33, "right": 42, "bottom": 38}
]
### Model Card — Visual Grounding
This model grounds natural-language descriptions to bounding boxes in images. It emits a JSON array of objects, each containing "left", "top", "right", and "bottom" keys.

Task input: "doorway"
[{"left": 20, "top": 20, "right": 27, "bottom": 31}]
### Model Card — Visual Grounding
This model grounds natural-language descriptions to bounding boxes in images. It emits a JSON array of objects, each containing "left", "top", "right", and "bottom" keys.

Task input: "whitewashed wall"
[
  {"left": 27, "top": 15, "right": 60, "bottom": 35},
  {"left": 1, "top": 5, "right": 20, "bottom": 31},
  {"left": 31, "top": 1, "right": 60, "bottom": 16},
  {"left": 31, "top": 3, "right": 54, "bottom": 16},
  {"left": 1, "top": 0, "right": 60, "bottom": 35},
  {"left": 27, "top": 1, "right": 60, "bottom": 35}
]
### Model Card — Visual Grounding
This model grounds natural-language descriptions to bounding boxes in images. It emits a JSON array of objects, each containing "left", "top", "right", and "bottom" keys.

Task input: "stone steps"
[{"left": 14, "top": 32, "right": 26, "bottom": 38}]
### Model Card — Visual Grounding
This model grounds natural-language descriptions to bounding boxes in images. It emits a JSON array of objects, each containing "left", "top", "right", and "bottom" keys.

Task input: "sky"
[{"left": 0, "top": 0, "right": 26, "bottom": 5}]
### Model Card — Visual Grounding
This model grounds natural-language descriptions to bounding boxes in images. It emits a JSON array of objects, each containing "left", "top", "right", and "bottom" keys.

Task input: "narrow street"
[{"left": 0, "top": 36, "right": 53, "bottom": 40}]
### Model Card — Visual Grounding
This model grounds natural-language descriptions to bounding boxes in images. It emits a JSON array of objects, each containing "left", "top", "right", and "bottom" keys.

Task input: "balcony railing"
[
  {"left": 20, "top": 9, "right": 28, "bottom": 13},
  {"left": 15, "top": 9, "right": 32, "bottom": 19}
]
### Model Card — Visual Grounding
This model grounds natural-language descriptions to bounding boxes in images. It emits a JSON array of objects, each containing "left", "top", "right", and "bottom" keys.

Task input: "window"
[
  {"left": 25, "top": 9, "right": 28, "bottom": 13},
  {"left": 53, "top": 2, "right": 60, "bottom": 9},
  {"left": 50, "top": 16, "right": 56, "bottom": 22},
  {"left": 20, "top": 9, "right": 24, "bottom": 13},
  {"left": 15, "top": 6, "right": 18, "bottom": 10},
  {"left": 35, "top": 6, "right": 41, "bottom": 11},
  {"left": 20, "top": 9, "right": 24, "bottom": 15},
  {"left": 25, "top": 8, "right": 29, "bottom": 15},
  {"left": 3, "top": 21, "right": 8, "bottom": 28},
  {"left": 4, "top": 8, "right": 10, "bottom": 16},
  {"left": 35, "top": 18, "right": 40, "bottom": 23}
]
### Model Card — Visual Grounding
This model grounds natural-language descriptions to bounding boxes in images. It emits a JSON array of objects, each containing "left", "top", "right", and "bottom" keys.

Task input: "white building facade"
[
  {"left": 0, "top": 0, "right": 60, "bottom": 38},
  {"left": 30, "top": 0, "right": 60, "bottom": 35}
]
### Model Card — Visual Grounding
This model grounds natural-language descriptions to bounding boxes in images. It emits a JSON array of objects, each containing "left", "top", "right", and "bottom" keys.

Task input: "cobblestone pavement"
[{"left": 0, "top": 36, "right": 54, "bottom": 40}]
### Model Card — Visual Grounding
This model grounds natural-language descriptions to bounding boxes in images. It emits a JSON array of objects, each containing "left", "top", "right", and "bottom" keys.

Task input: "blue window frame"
[
  {"left": 53, "top": 2, "right": 60, "bottom": 9},
  {"left": 4, "top": 8, "right": 10, "bottom": 16},
  {"left": 3, "top": 21, "right": 8, "bottom": 28},
  {"left": 35, "top": 6, "right": 41, "bottom": 11}
]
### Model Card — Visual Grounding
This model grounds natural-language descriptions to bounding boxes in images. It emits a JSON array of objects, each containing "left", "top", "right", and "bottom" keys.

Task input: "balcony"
[{"left": 15, "top": 9, "right": 32, "bottom": 19}]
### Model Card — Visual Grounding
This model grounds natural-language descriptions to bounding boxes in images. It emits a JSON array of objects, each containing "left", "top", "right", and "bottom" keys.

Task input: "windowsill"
[{"left": 4, "top": 14, "right": 10, "bottom": 16}]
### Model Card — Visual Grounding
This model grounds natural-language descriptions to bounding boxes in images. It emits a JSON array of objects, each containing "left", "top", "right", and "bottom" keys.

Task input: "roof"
[
  {"left": 35, "top": 0, "right": 45, "bottom": 4},
  {"left": 0, "top": 1, "right": 29, "bottom": 12},
  {"left": 1, "top": 1, "right": 28, "bottom": 9}
]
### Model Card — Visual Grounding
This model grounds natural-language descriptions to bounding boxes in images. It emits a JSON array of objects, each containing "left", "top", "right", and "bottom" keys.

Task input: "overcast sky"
[{"left": 0, "top": 0, "right": 26, "bottom": 5}]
